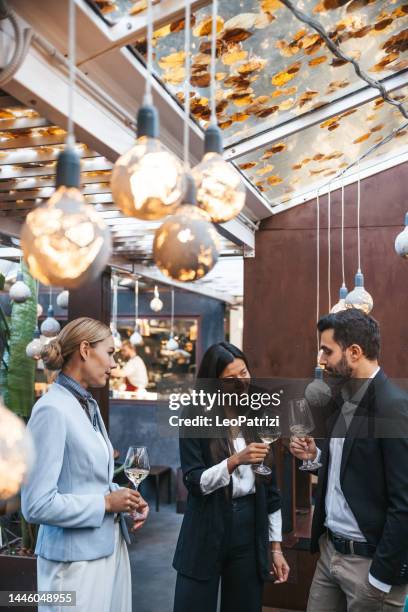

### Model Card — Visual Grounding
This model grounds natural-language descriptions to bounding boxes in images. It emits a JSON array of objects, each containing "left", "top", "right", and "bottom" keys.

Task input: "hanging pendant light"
[
  {"left": 41, "top": 305, "right": 61, "bottom": 338},
  {"left": 345, "top": 270, "right": 373, "bottom": 314},
  {"left": 166, "top": 288, "right": 179, "bottom": 351},
  {"left": 331, "top": 178, "right": 348, "bottom": 314},
  {"left": 40, "top": 288, "right": 61, "bottom": 338},
  {"left": 192, "top": 0, "right": 245, "bottom": 223},
  {"left": 110, "top": 0, "right": 185, "bottom": 220},
  {"left": 9, "top": 269, "right": 31, "bottom": 303},
  {"left": 0, "top": 399, "right": 34, "bottom": 500},
  {"left": 395, "top": 212, "right": 408, "bottom": 258},
  {"left": 26, "top": 326, "right": 43, "bottom": 360},
  {"left": 130, "top": 279, "right": 143, "bottom": 346},
  {"left": 331, "top": 284, "right": 348, "bottom": 313},
  {"left": 110, "top": 275, "right": 122, "bottom": 351},
  {"left": 56, "top": 289, "right": 69, "bottom": 310},
  {"left": 153, "top": 175, "right": 219, "bottom": 281},
  {"left": 305, "top": 365, "right": 332, "bottom": 409},
  {"left": 36, "top": 302, "right": 43, "bottom": 317},
  {"left": 111, "top": 326, "right": 122, "bottom": 351},
  {"left": 345, "top": 167, "right": 373, "bottom": 314},
  {"left": 150, "top": 285, "right": 163, "bottom": 312},
  {"left": 153, "top": 0, "right": 219, "bottom": 282},
  {"left": 20, "top": 0, "right": 111, "bottom": 289}
]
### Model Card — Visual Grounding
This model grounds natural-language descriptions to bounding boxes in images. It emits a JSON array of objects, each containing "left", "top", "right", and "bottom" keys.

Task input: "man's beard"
[{"left": 326, "top": 353, "right": 352, "bottom": 380}]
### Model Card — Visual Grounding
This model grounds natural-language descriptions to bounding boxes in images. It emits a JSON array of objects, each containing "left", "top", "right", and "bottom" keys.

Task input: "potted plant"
[{"left": 0, "top": 263, "right": 38, "bottom": 605}]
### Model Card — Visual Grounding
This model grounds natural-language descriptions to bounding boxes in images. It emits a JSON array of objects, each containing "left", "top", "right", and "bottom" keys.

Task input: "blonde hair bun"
[
  {"left": 40, "top": 317, "right": 111, "bottom": 370},
  {"left": 41, "top": 339, "right": 64, "bottom": 371}
]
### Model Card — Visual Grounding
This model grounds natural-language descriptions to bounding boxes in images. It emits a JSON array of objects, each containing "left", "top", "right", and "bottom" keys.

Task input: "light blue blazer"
[{"left": 21, "top": 382, "right": 130, "bottom": 562}]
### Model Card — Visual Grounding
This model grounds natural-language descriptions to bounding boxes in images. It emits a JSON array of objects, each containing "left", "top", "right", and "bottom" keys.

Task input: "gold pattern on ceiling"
[
  {"left": 109, "top": 0, "right": 408, "bottom": 148},
  {"left": 86, "top": 1, "right": 408, "bottom": 208},
  {"left": 235, "top": 88, "right": 408, "bottom": 206}
]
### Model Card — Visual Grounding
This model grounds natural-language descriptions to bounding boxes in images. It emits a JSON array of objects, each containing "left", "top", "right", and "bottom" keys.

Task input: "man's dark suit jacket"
[
  {"left": 172, "top": 436, "right": 281, "bottom": 581},
  {"left": 311, "top": 369, "right": 408, "bottom": 585}
]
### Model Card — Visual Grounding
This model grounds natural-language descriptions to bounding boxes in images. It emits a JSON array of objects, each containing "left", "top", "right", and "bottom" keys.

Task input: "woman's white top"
[{"left": 200, "top": 436, "right": 282, "bottom": 541}]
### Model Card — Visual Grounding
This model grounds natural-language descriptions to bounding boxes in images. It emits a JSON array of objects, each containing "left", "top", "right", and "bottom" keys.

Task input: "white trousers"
[{"left": 37, "top": 524, "right": 132, "bottom": 612}]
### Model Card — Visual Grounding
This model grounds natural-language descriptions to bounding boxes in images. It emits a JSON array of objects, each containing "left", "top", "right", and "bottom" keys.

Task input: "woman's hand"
[
  {"left": 131, "top": 496, "right": 150, "bottom": 532},
  {"left": 289, "top": 436, "right": 317, "bottom": 462},
  {"left": 105, "top": 488, "right": 141, "bottom": 514},
  {"left": 227, "top": 442, "right": 269, "bottom": 473},
  {"left": 270, "top": 544, "right": 290, "bottom": 584}
]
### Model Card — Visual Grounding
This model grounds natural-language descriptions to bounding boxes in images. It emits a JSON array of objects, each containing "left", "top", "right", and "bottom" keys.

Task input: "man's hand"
[
  {"left": 289, "top": 436, "right": 317, "bottom": 462},
  {"left": 130, "top": 496, "right": 149, "bottom": 532}
]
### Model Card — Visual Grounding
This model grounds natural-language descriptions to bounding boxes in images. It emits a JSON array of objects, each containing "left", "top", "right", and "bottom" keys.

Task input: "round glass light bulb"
[
  {"left": 345, "top": 272, "right": 373, "bottom": 314},
  {"left": 345, "top": 287, "right": 373, "bottom": 314},
  {"left": 37, "top": 303, "right": 43, "bottom": 317},
  {"left": 331, "top": 299, "right": 346, "bottom": 313},
  {"left": 21, "top": 186, "right": 112, "bottom": 289},
  {"left": 166, "top": 336, "right": 179, "bottom": 351},
  {"left": 111, "top": 136, "right": 185, "bottom": 221},
  {"left": 0, "top": 399, "right": 34, "bottom": 500},
  {"left": 153, "top": 205, "right": 220, "bottom": 282},
  {"left": 192, "top": 152, "right": 246, "bottom": 223},
  {"left": 56, "top": 290, "right": 69, "bottom": 310},
  {"left": 26, "top": 337, "right": 43, "bottom": 360},
  {"left": 150, "top": 296, "right": 163, "bottom": 312},
  {"left": 9, "top": 272, "right": 31, "bottom": 303},
  {"left": 40, "top": 306, "right": 61, "bottom": 338},
  {"left": 330, "top": 286, "right": 348, "bottom": 314},
  {"left": 395, "top": 221, "right": 408, "bottom": 258},
  {"left": 130, "top": 328, "right": 143, "bottom": 346},
  {"left": 305, "top": 367, "right": 331, "bottom": 409}
]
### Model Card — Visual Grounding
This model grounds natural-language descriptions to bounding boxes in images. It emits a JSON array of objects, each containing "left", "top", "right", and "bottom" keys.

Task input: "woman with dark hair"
[{"left": 173, "top": 342, "right": 289, "bottom": 612}]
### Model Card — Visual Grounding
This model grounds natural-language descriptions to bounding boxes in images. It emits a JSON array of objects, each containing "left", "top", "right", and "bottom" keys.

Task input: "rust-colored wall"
[{"left": 244, "top": 162, "right": 408, "bottom": 378}]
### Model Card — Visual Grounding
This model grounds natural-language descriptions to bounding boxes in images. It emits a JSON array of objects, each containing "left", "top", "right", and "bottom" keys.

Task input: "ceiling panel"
[
  {"left": 88, "top": 0, "right": 408, "bottom": 147},
  {"left": 234, "top": 86, "right": 408, "bottom": 207}
]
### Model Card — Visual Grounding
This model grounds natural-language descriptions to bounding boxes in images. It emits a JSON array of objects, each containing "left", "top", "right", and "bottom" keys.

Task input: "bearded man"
[{"left": 290, "top": 308, "right": 408, "bottom": 611}]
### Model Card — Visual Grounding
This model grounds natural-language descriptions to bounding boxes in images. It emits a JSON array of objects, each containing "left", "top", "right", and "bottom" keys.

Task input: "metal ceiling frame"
[
  {"left": 79, "top": 0, "right": 211, "bottom": 66},
  {"left": 109, "top": 256, "right": 237, "bottom": 304}
]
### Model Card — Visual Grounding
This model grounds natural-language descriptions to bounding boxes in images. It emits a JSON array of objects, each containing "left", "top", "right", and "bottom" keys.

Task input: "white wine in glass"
[
  {"left": 253, "top": 418, "right": 282, "bottom": 476},
  {"left": 124, "top": 446, "right": 150, "bottom": 519},
  {"left": 289, "top": 399, "right": 322, "bottom": 471}
]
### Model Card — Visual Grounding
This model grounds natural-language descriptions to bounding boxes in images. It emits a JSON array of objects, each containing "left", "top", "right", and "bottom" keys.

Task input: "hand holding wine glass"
[
  {"left": 124, "top": 446, "right": 150, "bottom": 519},
  {"left": 288, "top": 398, "right": 322, "bottom": 471},
  {"left": 253, "top": 412, "right": 282, "bottom": 476}
]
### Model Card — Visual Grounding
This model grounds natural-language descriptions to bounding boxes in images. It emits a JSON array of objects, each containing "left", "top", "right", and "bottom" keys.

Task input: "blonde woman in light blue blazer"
[{"left": 22, "top": 317, "right": 149, "bottom": 612}]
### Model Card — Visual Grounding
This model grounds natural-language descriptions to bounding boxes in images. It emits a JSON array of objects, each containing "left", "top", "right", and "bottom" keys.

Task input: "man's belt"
[{"left": 328, "top": 529, "right": 376, "bottom": 558}]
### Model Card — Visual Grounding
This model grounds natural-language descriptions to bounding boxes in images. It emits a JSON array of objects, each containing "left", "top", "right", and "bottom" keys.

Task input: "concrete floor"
[
  {"left": 128, "top": 503, "right": 182, "bottom": 612},
  {"left": 127, "top": 503, "right": 304, "bottom": 612}
]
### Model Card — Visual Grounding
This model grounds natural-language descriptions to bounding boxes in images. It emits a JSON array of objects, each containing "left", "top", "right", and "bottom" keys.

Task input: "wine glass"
[
  {"left": 123, "top": 446, "right": 150, "bottom": 519},
  {"left": 253, "top": 414, "right": 282, "bottom": 476},
  {"left": 289, "top": 398, "right": 322, "bottom": 471}
]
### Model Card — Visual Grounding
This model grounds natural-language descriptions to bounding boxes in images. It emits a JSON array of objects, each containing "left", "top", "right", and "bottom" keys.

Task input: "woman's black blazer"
[{"left": 172, "top": 436, "right": 281, "bottom": 581}]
